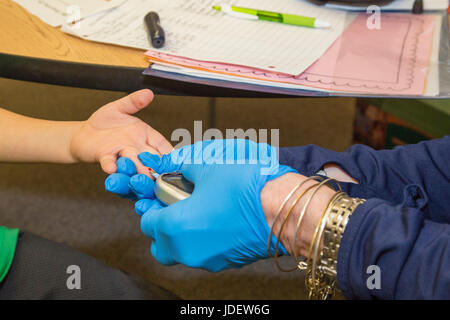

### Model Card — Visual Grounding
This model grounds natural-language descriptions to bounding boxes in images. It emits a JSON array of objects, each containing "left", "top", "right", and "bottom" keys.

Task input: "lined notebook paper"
[{"left": 62, "top": 0, "right": 347, "bottom": 75}]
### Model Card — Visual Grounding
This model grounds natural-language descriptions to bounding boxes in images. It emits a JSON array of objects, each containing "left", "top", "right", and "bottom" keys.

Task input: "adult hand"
[
  {"left": 133, "top": 139, "right": 296, "bottom": 271},
  {"left": 70, "top": 89, "right": 173, "bottom": 175}
]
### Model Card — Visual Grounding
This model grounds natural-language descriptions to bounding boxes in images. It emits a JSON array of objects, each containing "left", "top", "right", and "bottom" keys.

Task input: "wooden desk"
[
  {"left": 0, "top": 0, "right": 289, "bottom": 96},
  {"left": 0, "top": 0, "right": 147, "bottom": 68}
]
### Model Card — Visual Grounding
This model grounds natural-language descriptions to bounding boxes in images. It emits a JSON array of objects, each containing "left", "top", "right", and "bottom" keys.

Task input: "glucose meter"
[{"left": 154, "top": 172, "right": 194, "bottom": 205}]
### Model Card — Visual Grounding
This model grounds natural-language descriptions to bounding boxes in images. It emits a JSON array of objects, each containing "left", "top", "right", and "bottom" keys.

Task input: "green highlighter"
[{"left": 212, "top": 4, "right": 331, "bottom": 29}]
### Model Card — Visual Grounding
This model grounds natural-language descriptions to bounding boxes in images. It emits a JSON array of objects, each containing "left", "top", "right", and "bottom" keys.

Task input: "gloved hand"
[
  {"left": 105, "top": 157, "right": 157, "bottom": 201},
  {"left": 132, "top": 139, "right": 296, "bottom": 272}
]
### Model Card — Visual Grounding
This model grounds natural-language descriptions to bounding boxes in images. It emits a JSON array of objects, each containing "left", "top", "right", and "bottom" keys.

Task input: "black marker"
[
  {"left": 412, "top": 0, "right": 424, "bottom": 14},
  {"left": 144, "top": 12, "right": 165, "bottom": 48}
]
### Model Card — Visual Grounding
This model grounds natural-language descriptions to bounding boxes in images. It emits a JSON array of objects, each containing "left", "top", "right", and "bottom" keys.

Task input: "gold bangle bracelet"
[
  {"left": 274, "top": 182, "right": 320, "bottom": 272},
  {"left": 267, "top": 173, "right": 365, "bottom": 300},
  {"left": 292, "top": 178, "right": 342, "bottom": 264},
  {"left": 267, "top": 175, "right": 323, "bottom": 258}
]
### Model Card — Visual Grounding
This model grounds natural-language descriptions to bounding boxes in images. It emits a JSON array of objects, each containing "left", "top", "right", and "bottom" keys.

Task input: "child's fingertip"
[
  {"left": 107, "top": 164, "right": 117, "bottom": 174},
  {"left": 101, "top": 164, "right": 114, "bottom": 174}
]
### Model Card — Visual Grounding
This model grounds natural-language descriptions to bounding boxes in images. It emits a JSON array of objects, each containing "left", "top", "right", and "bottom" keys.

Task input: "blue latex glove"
[
  {"left": 135, "top": 139, "right": 296, "bottom": 272},
  {"left": 105, "top": 157, "right": 156, "bottom": 201}
]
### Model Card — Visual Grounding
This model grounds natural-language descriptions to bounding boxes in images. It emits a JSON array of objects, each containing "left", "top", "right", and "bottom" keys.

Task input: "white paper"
[
  {"left": 14, "top": 0, "right": 125, "bottom": 27},
  {"left": 61, "top": 0, "right": 347, "bottom": 75},
  {"left": 325, "top": 0, "right": 449, "bottom": 12}
]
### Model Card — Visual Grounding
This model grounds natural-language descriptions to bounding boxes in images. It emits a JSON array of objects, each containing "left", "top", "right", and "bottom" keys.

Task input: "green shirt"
[{"left": 0, "top": 226, "right": 19, "bottom": 283}]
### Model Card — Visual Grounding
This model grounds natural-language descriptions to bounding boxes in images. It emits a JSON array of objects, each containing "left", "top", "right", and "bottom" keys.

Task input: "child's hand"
[{"left": 70, "top": 89, "right": 173, "bottom": 175}]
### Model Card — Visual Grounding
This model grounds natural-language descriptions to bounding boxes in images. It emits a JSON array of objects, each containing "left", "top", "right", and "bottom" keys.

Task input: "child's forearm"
[{"left": 0, "top": 108, "right": 82, "bottom": 164}]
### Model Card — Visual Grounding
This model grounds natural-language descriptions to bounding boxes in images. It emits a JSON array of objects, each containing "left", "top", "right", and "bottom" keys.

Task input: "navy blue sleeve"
[
  {"left": 279, "top": 137, "right": 450, "bottom": 299},
  {"left": 337, "top": 196, "right": 450, "bottom": 299},
  {"left": 279, "top": 136, "right": 450, "bottom": 222}
]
